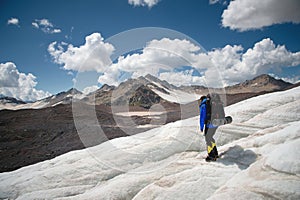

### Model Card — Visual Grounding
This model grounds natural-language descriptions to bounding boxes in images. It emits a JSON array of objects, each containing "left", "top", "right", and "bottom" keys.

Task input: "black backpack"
[{"left": 206, "top": 93, "right": 225, "bottom": 123}]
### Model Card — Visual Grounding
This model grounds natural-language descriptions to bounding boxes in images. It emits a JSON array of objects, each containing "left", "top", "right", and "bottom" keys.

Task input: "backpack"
[{"left": 206, "top": 93, "right": 225, "bottom": 124}]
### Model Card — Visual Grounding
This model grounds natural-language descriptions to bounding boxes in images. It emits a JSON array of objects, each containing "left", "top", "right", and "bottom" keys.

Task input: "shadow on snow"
[{"left": 218, "top": 145, "right": 257, "bottom": 170}]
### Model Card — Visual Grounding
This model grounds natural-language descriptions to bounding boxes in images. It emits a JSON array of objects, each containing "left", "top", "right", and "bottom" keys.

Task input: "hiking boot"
[
  {"left": 205, "top": 156, "right": 217, "bottom": 162},
  {"left": 208, "top": 147, "right": 218, "bottom": 160},
  {"left": 212, "top": 146, "right": 219, "bottom": 158}
]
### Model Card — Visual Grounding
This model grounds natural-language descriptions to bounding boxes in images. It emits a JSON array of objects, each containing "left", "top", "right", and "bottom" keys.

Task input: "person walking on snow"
[{"left": 199, "top": 94, "right": 224, "bottom": 162}]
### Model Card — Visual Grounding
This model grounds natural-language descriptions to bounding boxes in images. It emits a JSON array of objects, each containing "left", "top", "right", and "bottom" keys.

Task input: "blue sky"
[{"left": 1, "top": 0, "right": 300, "bottom": 101}]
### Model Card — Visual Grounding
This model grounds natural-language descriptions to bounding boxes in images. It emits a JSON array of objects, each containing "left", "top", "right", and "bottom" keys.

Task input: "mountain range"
[
  {"left": 0, "top": 74, "right": 293, "bottom": 110},
  {"left": 1, "top": 78, "right": 299, "bottom": 199}
]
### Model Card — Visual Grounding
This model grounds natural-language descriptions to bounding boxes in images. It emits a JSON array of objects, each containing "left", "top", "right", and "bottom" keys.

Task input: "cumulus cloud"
[
  {"left": 158, "top": 70, "right": 206, "bottom": 86},
  {"left": 101, "top": 38, "right": 300, "bottom": 87},
  {"left": 222, "top": 0, "right": 300, "bottom": 31},
  {"left": 49, "top": 33, "right": 300, "bottom": 88},
  {"left": 270, "top": 73, "right": 300, "bottom": 84},
  {"left": 48, "top": 33, "right": 115, "bottom": 72},
  {"left": 7, "top": 17, "right": 20, "bottom": 26},
  {"left": 32, "top": 18, "right": 61, "bottom": 34},
  {"left": 207, "top": 38, "right": 300, "bottom": 85},
  {"left": 82, "top": 85, "right": 99, "bottom": 95},
  {"left": 0, "top": 62, "right": 51, "bottom": 101},
  {"left": 98, "top": 64, "right": 121, "bottom": 86},
  {"left": 98, "top": 38, "right": 209, "bottom": 85},
  {"left": 119, "top": 38, "right": 202, "bottom": 69},
  {"left": 128, "top": 0, "right": 160, "bottom": 8}
]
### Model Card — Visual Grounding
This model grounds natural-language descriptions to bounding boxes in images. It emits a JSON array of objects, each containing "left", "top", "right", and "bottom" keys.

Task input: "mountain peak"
[
  {"left": 99, "top": 84, "right": 115, "bottom": 92},
  {"left": 144, "top": 74, "right": 178, "bottom": 90},
  {"left": 252, "top": 74, "right": 276, "bottom": 83},
  {"left": 66, "top": 88, "right": 82, "bottom": 95},
  {"left": 225, "top": 74, "right": 293, "bottom": 94},
  {"left": 246, "top": 74, "right": 291, "bottom": 87},
  {"left": 145, "top": 74, "right": 159, "bottom": 81}
]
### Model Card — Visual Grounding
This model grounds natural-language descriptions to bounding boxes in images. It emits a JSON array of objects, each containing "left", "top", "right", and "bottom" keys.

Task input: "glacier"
[{"left": 0, "top": 86, "right": 300, "bottom": 199}]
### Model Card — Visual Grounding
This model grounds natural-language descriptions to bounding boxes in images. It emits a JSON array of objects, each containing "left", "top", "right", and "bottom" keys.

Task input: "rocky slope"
[{"left": 225, "top": 74, "right": 292, "bottom": 94}]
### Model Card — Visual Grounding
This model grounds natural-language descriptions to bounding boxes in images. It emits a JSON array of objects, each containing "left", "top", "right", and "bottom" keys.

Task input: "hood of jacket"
[{"left": 200, "top": 98, "right": 207, "bottom": 106}]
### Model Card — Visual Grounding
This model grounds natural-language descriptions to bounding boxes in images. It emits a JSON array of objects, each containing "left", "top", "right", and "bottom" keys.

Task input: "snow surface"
[
  {"left": 146, "top": 79, "right": 200, "bottom": 104},
  {"left": 1, "top": 87, "right": 300, "bottom": 199},
  {"left": 115, "top": 111, "right": 165, "bottom": 117},
  {"left": 152, "top": 87, "right": 200, "bottom": 104},
  {"left": 0, "top": 100, "right": 49, "bottom": 110},
  {"left": 0, "top": 94, "right": 86, "bottom": 111}
]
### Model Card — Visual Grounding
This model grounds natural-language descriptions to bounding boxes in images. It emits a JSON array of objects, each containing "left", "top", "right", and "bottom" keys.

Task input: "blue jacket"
[{"left": 199, "top": 98, "right": 215, "bottom": 131}]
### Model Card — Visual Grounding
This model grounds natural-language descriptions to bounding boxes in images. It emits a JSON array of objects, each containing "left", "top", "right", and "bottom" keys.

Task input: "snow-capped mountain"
[
  {"left": 0, "top": 95, "right": 26, "bottom": 105},
  {"left": 87, "top": 74, "right": 203, "bottom": 107},
  {"left": 89, "top": 73, "right": 293, "bottom": 106},
  {"left": 1, "top": 85, "right": 299, "bottom": 199},
  {"left": 0, "top": 88, "right": 83, "bottom": 110},
  {"left": 40, "top": 88, "right": 83, "bottom": 106},
  {"left": 0, "top": 74, "right": 293, "bottom": 111},
  {"left": 0, "top": 95, "right": 30, "bottom": 110}
]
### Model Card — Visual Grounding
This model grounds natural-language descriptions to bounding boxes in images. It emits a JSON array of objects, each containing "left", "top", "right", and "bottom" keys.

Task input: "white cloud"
[
  {"left": 209, "top": 0, "right": 219, "bottom": 4},
  {"left": 38, "top": 19, "right": 52, "bottom": 27},
  {"left": 209, "top": 0, "right": 224, "bottom": 5},
  {"left": 52, "top": 29, "right": 61, "bottom": 33},
  {"left": 32, "top": 22, "right": 39, "bottom": 28},
  {"left": 82, "top": 85, "right": 99, "bottom": 95},
  {"left": 158, "top": 70, "right": 206, "bottom": 86},
  {"left": 98, "top": 64, "right": 121, "bottom": 86},
  {"left": 48, "top": 33, "right": 115, "bottom": 72},
  {"left": 49, "top": 33, "right": 300, "bottom": 88},
  {"left": 222, "top": 0, "right": 300, "bottom": 31},
  {"left": 98, "top": 38, "right": 209, "bottom": 85},
  {"left": 128, "top": 0, "right": 160, "bottom": 8},
  {"left": 118, "top": 38, "right": 202, "bottom": 69},
  {"left": 207, "top": 38, "right": 300, "bottom": 85},
  {"left": 0, "top": 62, "right": 51, "bottom": 101},
  {"left": 7, "top": 17, "right": 19, "bottom": 26},
  {"left": 67, "top": 71, "right": 74, "bottom": 76},
  {"left": 0, "top": 62, "right": 19, "bottom": 87},
  {"left": 269, "top": 73, "right": 300, "bottom": 84},
  {"left": 101, "top": 38, "right": 300, "bottom": 87},
  {"left": 32, "top": 18, "right": 62, "bottom": 34},
  {"left": 209, "top": 0, "right": 228, "bottom": 6}
]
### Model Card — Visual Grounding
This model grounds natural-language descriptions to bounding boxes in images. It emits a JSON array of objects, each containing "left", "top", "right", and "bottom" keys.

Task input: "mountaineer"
[{"left": 199, "top": 93, "right": 225, "bottom": 162}]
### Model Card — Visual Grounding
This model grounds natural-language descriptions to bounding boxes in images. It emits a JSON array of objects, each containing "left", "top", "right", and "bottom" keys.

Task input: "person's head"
[{"left": 200, "top": 95, "right": 206, "bottom": 102}]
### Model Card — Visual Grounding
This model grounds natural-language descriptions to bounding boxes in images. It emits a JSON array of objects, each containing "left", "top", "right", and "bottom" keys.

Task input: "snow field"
[{"left": 0, "top": 86, "right": 300, "bottom": 199}]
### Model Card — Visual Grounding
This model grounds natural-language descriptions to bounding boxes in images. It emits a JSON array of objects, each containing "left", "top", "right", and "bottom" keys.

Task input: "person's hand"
[
  {"left": 202, "top": 125, "right": 206, "bottom": 136},
  {"left": 202, "top": 130, "right": 206, "bottom": 136},
  {"left": 198, "top": 125, "right": 204, "bottom": 135}
]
